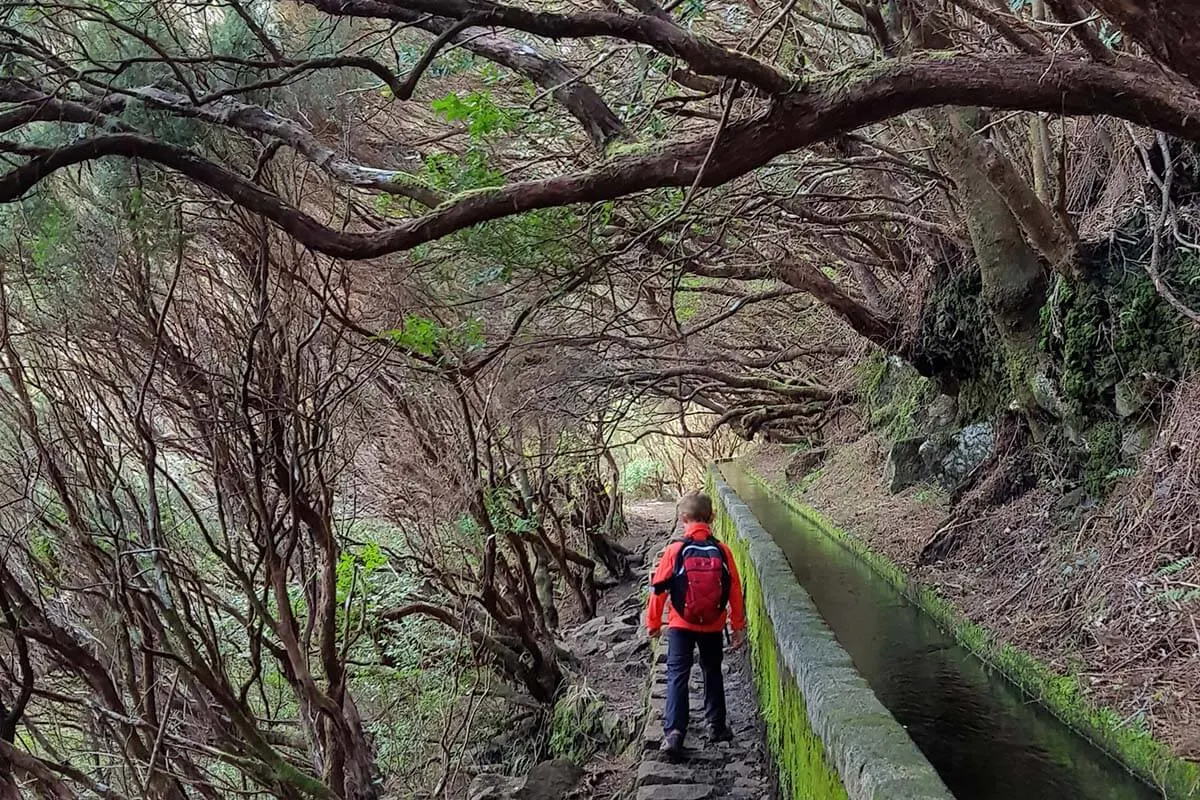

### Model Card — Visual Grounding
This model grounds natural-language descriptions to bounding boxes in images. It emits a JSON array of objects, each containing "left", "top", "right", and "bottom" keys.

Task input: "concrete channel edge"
[{"left": 713, "top": 476, "right": 955, "bottom": 800}]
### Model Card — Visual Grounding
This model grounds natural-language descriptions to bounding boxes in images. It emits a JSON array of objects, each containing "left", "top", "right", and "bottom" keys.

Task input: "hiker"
[{"left": 645, "top": 491, "right": 747, "bottom": 756}]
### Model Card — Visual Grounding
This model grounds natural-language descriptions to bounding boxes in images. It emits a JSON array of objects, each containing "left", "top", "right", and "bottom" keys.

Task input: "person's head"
[{"left": 677, "top": 491, "right": 714, "bottom": 524}]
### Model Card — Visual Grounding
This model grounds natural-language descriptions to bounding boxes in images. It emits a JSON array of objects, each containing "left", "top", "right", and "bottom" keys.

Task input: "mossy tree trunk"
[
  {"left": 935, "top": 110, "right": 1050, "bottom": 415},
  {"left": 899, "top": 8, "right": 1065, "bottom": 423}
]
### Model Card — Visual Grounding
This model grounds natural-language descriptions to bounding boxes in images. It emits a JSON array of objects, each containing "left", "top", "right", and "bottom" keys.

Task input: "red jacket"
[{"left": 646, "top": 522, "right": 747, "bottom": 634}]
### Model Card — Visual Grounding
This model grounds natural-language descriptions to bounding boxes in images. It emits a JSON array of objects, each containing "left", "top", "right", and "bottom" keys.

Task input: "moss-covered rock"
[{"left": 1040, "top": 242, "right": 1200, "bottom": 422}]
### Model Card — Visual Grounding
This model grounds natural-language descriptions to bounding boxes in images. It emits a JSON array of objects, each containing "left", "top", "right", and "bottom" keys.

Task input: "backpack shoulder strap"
[{"left": 652, "top": 540, "right": 686, "bottom": 591}]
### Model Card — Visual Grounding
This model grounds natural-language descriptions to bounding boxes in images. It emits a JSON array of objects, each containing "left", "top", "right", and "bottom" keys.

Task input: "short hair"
[{"left": 677, "top": 492, "right": 714, "bottom": 523}]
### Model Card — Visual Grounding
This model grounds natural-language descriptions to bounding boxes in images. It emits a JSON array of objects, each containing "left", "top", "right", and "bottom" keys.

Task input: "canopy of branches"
[{"left": 3, "top": 0, "right": 1200, "bottom": 798}]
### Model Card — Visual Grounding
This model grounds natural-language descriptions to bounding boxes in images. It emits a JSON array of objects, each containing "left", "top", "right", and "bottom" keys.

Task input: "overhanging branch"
[{"left": 6, "top": 55, "right": 1200, "bottom": 259}]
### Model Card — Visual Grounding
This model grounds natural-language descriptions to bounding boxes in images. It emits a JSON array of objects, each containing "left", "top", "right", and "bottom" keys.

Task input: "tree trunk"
[
  {"left": 532, "top": 541, "right": 560, "bottom": 630},
  {"left": 572, "top": 477, "right": 632, "bottom": 580},
  {"left": 935, "top": 110, "right": 1050, "bottom": 413}
]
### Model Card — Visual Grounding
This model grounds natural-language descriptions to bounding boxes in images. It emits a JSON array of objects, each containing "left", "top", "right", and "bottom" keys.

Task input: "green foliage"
[
  {"left": 378, "top": 314, "right": 486, "bottom": 358},
  {"left": 549, "top": 683, "right": 624, "bottom": 762},
  {"left": 1156, "top": 556, "right": 1196, "bottom": 578},
  {"left": 382, "top": 314, "right": 441, "bottom": 356},
  {"left": 484, "top": 486, "right": 537, "bottom": 536},
  {"left": 336, "top": 542, "right": 386, "bottom": 605},
  {"left": 743, "top": 470, "right": 1200, "bottom": 800},
  {"left": 456, "top": 206, "right": 580, "bottom": 284},
  {"left": 28, "top": 201, "right": 70, "bottom": 273},
  {"left": 1154, "top": 586, "right": 1200, "bottom": 605},
  {"left": 620, "top": 457, "right": 663, "bottom": 499},
  {"left": 432, "top": 91, "right": 521, "bottom": 139},
  {"left": 422, "top": 151, "right": 505, "bottom": 193},
  {"left": 406, "top": 146, "right": 583, "bottom": 282}
]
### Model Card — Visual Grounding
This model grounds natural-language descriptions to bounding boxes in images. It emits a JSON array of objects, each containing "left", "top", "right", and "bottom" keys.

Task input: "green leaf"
[
  {"left": 431, "top": 91, "right": 519, "bottom": 139},
  {"left": 379, "top": 314, "right": 443, "bottom": 357}
]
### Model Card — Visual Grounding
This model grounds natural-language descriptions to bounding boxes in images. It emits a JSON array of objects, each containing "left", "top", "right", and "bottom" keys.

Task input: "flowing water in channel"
[{"left": 719, "top": 466, "right": 1162, "bottom": 800}]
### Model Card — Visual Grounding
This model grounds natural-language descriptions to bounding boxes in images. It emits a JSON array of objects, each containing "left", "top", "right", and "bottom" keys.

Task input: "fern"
[
  {"left": 1155, "top": 556, "right": 1195, "bottom": 577},
  {"left": 1104, "top": 466, "right": 1137, "bottom": 481},
  {"left": 1153, "top": 587, "right": 1200, "bottom": 604}
]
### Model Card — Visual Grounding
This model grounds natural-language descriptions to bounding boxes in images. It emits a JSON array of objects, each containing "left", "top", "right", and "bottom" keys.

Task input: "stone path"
[{"left": 636, "top": 638, "right": 774, "bottom": 800}]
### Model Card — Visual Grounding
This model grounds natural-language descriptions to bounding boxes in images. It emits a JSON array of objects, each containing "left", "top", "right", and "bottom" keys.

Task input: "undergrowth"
[
  {"left": 549, "top": 682, "right": 619, "bottom": 763},
  {"left": 745, "top": 471, "right": 1200, "bottom": 800}
]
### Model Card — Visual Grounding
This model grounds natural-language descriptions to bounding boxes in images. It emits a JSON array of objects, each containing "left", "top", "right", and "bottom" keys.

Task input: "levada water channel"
[{"left": 718, "top": 464, "right": 1161, "bottom": 800}]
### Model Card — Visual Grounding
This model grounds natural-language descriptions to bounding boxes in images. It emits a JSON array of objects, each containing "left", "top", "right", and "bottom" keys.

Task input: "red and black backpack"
[{"left": 655, "top": 537, "right": 731, "bottom": 625}]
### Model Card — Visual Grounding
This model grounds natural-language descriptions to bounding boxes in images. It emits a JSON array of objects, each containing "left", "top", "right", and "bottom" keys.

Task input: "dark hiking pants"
[{"left": 663, "top": 628, "right": 725, "bottom": 737}]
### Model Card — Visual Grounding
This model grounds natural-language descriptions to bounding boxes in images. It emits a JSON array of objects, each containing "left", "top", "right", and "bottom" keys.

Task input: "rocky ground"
[
  {"left": 468, "top": 500, "right": 776, "bottom": 799},
  {"left": 636, "top": 643, "right": 773, "bottom": 800}
]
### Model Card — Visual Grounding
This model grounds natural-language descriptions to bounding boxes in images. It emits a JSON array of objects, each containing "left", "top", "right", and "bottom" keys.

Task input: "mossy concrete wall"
[{"left": 712, "top": 476, "right": 954, "bottom": 800}]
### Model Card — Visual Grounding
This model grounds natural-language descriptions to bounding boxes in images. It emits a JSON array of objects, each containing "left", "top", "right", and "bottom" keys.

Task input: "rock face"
[
  {"left": 467, "top": 758, "right": 582, "bottom": 800},
  {"left": 939, "top": 423, "right": 994, "bottom": 486},
  {"left": 884, "top": 438, "right": 926, "bottom": 493},
  {"left": 884, "top": 423, "right": 994, "bottom": 493}
]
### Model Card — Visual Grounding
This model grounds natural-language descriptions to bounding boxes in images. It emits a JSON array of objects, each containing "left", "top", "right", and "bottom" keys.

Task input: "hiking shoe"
[
  {"left": 660, "top": 729, "right": 684, "bottom": 757},
  {"left": 708, "top": 724, "right": 734, "bottom": 742}
]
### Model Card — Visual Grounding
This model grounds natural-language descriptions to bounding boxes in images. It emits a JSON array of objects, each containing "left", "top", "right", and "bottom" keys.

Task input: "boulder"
[
  {"left": 784, "top": 447, "right": 826, "bottom": 484},
  {"left": 1053, "top": 487, "right": 1087, "bottom": 514},
  {"left": 1115, "top": 374, "right": 1167, "bottom": 419},
  {"left": 917, "top": 393, "right": 958, "bottom": 435},
  {"left": 918, "top": 432, "right": 954, "bottom": 472},
  {"left": 611, "top": 637, "right": 648, "bottom": 660},
  {"left": 570, "top": 615, "right": 609, "bottom": 640},
  {"left": 468, "top": 759, "right": 582, "bottom": 800},
  {"left": 468, "top": 774, "right": 524, "bottom": 800},
  {"left": 886, "top": 423, "right": 994, "bottom": 493},
  {"left": 937, "top": 422, "right": 994, "bottom": 488},
  {"left": 884, "top": 437, "right": 926, "bottom": 493}
]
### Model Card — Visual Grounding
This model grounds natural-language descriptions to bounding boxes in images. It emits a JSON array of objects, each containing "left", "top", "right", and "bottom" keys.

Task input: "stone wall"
[{"left": 712, "top": 477, "right": 954, "bottom": 800}]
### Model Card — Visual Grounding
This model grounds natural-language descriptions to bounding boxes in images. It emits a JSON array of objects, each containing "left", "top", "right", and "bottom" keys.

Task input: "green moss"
[
  {"left": 857, "top": 353, "right": 935, "bottom": 440},
  {"left": 710, "top": 478, "right": 848, "bottom": 800},
  {"left": 744, "top": 470, "right": 1200, "bottom": 800},
  {"left": 913, "top": 266, "right": 1010, "bottom": 419},
  {"left": 1083, "top": 419, "right": 1123, "bottom": 496},
  {"left": 1040, "top": 251, "right": 1200, "bottom": 422}
]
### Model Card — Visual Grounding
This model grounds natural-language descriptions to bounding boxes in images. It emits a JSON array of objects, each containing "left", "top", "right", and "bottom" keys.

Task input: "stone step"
[
  {"left": 636, "top": 784, "right": 714, "bottom": 800},
  {"left": 637, "top": 760, "right": 697, "bottom": 787}
]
